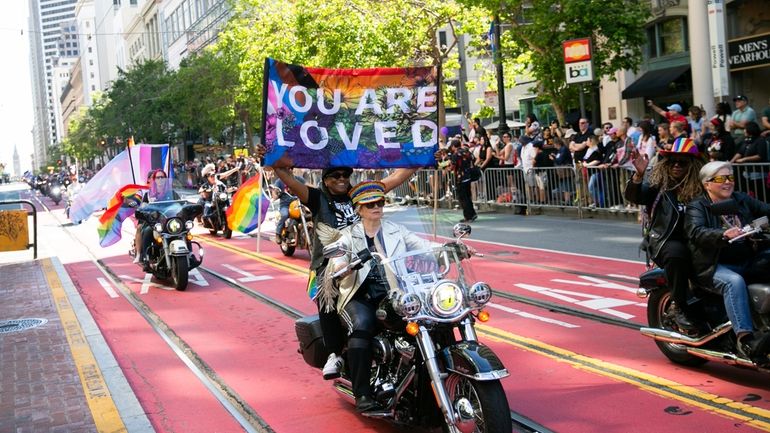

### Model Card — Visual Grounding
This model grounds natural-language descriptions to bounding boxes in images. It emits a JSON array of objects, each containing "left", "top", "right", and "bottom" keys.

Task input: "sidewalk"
[{"left": 0, "top": 257, "right": 153, "bottom": 433}]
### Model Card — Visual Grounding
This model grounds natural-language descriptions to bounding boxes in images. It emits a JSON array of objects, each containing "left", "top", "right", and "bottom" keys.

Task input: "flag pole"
[
  {"left": 255, "top": 164, "right": 266, "bottom": 253},
  {"left": 258, "top": 57, "right": 270, "bottom": 253},
  {"left": 126, "top": 138, "right": 137, "bottom": 185},
  {"left": 433, "top": 62, "right": 442, "bottom": 240}
]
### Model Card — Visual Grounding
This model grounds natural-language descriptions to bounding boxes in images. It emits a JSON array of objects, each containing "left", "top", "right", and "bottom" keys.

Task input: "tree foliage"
[{"left": 456, "top": 0, "right": 650, "bottom": 123}]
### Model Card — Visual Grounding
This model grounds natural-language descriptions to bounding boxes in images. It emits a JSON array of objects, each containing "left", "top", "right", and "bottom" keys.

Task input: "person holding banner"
[{"left": 272, "top": 165, "right": 417, "bottom": 380}]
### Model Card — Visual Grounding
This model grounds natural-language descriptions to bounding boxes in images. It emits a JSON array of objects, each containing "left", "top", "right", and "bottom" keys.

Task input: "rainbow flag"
[
  {"left": 97, "top": 184, "right": 148, "bottom": 247},
  {"left": 226, "top": 171, "right": 269, "bottom": 233}
]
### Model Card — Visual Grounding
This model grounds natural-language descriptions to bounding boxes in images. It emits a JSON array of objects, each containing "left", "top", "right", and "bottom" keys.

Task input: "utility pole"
[{"left": 494, "top": 16, "right": 509, "bottom": 134}]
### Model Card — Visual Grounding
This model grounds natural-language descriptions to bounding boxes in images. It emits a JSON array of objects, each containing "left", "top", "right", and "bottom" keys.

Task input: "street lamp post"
[{"left": 494, "top": 16, "right": 509, "bottom": 134}]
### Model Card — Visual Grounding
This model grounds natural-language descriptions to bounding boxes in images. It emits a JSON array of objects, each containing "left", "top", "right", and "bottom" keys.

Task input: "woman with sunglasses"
[
  {"left": 322, "top": 181, "right": 436, "bottom": 412},
  {"left": 625, "top": 138, "right": 704, "bottom": 331},
  {"left": 133, "top": 170, "right": 180, "bottom": 266},
  {"left": 685, "top": 161, "right": 770, "bottom": 359},
  {"left": 273, "top": 165, "right": 417, "bottom": 382}
]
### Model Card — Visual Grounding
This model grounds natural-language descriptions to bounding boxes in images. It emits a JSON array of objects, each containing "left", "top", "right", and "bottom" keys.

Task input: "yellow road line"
[
  {"left": 477, "top": 324, "right": 770, "bottom": 431},
  {"left": 202, "top": 235, "right": 770, "bottom": 429},
  {"left": 42, "top": 258, "right": 127, "bottom": 433},
  {"left": 198, "top": 236, "right": 308, "bottom": 276}
]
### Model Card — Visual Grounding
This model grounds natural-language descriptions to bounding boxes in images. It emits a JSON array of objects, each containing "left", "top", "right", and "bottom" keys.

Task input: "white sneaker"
[
  {"left": 322, "top": 353, "right": 343, "bottom": 380},
  {"left": 132, "top": 255, "right": 141, "bottom": 264}
]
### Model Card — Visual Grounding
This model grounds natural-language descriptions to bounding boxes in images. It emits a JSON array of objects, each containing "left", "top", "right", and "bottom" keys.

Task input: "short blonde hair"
[{"left": 699, "top": 161, "right": 732, "bottom": 183}]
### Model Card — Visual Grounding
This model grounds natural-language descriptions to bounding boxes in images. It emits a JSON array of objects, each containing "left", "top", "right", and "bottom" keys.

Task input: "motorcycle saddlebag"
[{"left": 295, "top": 315, "right": 328, "bottom": 368}]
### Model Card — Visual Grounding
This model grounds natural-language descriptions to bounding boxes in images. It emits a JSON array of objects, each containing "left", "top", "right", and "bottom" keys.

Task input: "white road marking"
[
  {"left": 487, "top": 303, "right": 579, "bottom": 328},
  {"left": 515, "top": 283, "right": 640, "bottom": 320},
  {"left": 120, "top": 274, "right": 170, "bottom": 293},
  {"left": 222, "top": 264, "right": 273, "bottom": 283},
  {"left": 188, "top": 268, "right": 209, "bottom": 287},
  {"left": 607, "top": 273, "right": 640, "bottom": 281},
  {"left": 97, "top": 277, "right": 119, "bottom": 298}
]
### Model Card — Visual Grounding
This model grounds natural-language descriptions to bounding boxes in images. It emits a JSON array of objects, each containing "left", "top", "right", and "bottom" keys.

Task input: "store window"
[{"left": 646, "top": 17, "right": 688, "bottom": 58}]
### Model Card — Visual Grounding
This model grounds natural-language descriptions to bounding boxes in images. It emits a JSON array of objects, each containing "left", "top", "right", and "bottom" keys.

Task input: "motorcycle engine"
[{"left": 372, "top": 336, "right": 393, "bottom": 365}]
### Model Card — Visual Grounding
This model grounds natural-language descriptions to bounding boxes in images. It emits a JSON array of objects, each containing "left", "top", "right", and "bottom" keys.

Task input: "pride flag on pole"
[
  {"left": 97, "top": 184, "right": 148, "bottom": 247},
  {"left": 226, "top": 171, "right": 269, "bottom": 233}
]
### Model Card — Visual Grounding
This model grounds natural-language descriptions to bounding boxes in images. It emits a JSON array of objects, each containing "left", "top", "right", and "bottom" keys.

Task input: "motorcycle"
[
  {"left": 637, "top": 199, "right": 770, "bottom": 369},
  {"left": 48, "top": 181, "right": 63, "bottom": 205},
  {"left": 278, "top": 197, "right": 313, "bottom": 257},
  {"left": 131, "top": 195, "right": 205, "bottom": 291},
  {"left": 295, "top": 224, "right": 511, "bottom": 432},
  {"left": 201, "top": 185, "right": 234, "bottom": 239}
]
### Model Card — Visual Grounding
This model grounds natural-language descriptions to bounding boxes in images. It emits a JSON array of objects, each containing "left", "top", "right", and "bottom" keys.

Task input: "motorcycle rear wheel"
[
  {"left": 443, "top": 375, "right": 512, "bottom": 433},
  {"left": 171, "top": 255, "right": 189, "bottom": 291},
  {"left": 647, "top": 289, "right": 707, "bottom": 366}
]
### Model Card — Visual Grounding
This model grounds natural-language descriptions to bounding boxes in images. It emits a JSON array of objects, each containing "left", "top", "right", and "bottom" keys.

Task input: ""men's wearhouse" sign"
[{"left": 728, "top": 32, "right": 770, "bottom": 72}]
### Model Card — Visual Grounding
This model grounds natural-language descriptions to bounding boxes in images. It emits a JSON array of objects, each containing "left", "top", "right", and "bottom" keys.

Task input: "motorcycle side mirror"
[
  {"left": 710, "top": 199, "right": 740, "bottom": 216},
  {"left": 322, "top": 242, "right": 348, "bottom": 259},
  {"left": 452, "top": 223, "right": 472, "bottom": 239}
]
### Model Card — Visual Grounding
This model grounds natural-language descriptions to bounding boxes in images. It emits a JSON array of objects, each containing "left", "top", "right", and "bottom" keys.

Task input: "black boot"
[
  {"left": 670, "top": 304, "right": 696, "bottom": 331},
  {"left": 347, "top": 346, "right": 379, "bottom": 412}
]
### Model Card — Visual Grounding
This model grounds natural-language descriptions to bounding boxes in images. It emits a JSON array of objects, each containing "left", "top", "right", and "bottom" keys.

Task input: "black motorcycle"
[
  {"left": 48, "top": 181, "right": 63, "bottom": 205},
  {"left": 201, "top": 185, "right": 234, "bottom": 239},
  {"left": 638, "top": 199, "right": 770, "bottom": 370},
  {"left": 132, "top": 199, "right": 204, "bottom": 291},
  {"left": 296, "top": 224, "right": 511, "bottom": 432},
  {"left": 278, "top": 197, "right": 313, "bottom": 256}
]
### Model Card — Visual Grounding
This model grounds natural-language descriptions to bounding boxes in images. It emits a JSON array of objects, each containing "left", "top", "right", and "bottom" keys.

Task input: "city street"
[{"left": 3, "top": 181, "right": 770, "bottom": 433}]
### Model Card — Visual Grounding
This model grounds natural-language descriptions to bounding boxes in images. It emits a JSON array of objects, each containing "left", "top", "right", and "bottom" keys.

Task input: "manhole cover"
[{"left": 0, "top": 318, "right": 48, "bottom": 334}]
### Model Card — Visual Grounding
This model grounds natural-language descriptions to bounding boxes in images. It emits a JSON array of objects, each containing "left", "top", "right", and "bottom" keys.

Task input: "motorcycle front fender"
[
  {"left": 169, "top": 239, "right": 189, "bottom": 255},
  {"left": 440, "top": 341, "right": 509, "bottom": 381}
]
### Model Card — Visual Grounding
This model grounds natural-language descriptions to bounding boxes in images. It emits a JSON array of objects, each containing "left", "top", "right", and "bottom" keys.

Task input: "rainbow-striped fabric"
[
  {"left": 97, "top": 184, "right": 147, "bottom": 247},
  {"left": 225, "top": 171, "right": 269, "bottom": 233}
]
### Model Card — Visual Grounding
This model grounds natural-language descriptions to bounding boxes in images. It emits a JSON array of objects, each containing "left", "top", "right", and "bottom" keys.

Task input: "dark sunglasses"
[
  {"left": 363, "top": 200, "right": 385, "bottom": 209},
  {"left": 707, "top": 174, "right": 735, "bottom": 184},
  {"left": 155, "top": 175, "right": 167, "bottom": 179},
  {"left": 667, "top": 158, "right": 690, "bottom": 166},
  {"left": 325, "top": 172, "right": 350, "bottom": 180}
]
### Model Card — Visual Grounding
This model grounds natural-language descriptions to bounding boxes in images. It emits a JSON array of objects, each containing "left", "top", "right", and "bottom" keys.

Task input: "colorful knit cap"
[
  {"left": 660, "top": 137, "right": 699, "bottom": 156},
  {"left": 349, "top": 181, "right": 385, "bottom": 205}
]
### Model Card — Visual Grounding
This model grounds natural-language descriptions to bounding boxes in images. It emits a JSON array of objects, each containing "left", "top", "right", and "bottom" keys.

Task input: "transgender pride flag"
[
  {"left": 70, "top": 144, "right": 170, "bottom": 224},
  {"left": 226, "top": 170, "right": 270, "bottom": 233}
]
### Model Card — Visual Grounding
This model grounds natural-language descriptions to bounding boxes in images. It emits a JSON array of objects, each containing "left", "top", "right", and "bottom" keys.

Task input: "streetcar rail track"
[{"left": 34, "top": 192, "right": 276, "bottom": 433}]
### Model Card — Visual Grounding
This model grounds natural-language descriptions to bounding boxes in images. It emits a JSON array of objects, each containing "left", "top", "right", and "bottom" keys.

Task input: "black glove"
[
  {"left": 444, "top": 242, "right": 470, "bottom": 260},
  {"left": 352, "top": 248, "right": 373, "bottom": 269}
]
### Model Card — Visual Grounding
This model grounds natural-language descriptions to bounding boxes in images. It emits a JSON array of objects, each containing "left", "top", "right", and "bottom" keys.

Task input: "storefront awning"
[{"left": 621, "top": 65, "right": 690, "bottom": 99}]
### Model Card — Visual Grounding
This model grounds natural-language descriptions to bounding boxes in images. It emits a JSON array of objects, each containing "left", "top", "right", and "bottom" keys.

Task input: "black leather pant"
[
  {"left": 340, "top": 295, "right": 380, "bottom": 398},
  {"left": 655, "top": 240, "right": 693, "bottom": 312},
  {"left": 456, "top": 180, "right": 476, "bottom": 220}
]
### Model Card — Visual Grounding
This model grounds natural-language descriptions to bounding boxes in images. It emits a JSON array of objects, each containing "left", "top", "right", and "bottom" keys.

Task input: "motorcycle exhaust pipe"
[
  {"left": 332, "top": 378, "right": 355, "bottom": 404},
  {"left": 685, "top": 347, "right": 757, "bottom": 369},
  {"left": 640, "top": 322, "right": 732, "bottom": 347}
]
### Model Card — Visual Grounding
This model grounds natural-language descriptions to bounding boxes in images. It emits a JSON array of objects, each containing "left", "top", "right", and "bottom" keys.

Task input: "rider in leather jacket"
[
  {"left": 326, "top": 181, "right": 435, "bottom": 412},
  {"left": 685, "top": 161, "right": 770, "bottom": 358},
  {"left": 624, "top": 138, "right": 704, "bottom": 330}
]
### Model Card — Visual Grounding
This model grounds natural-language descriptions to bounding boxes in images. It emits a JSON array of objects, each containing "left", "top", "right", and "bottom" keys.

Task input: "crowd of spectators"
[{"left": 432, "top": 95, "right": 770, "bottom": 211}]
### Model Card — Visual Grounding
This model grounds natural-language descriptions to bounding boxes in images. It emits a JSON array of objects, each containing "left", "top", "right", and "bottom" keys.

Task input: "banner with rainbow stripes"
[
  {"left": 97, "top": 184, "right": 148, "bottom": 247},
  {"left": 225, "top": 170, "right": 269, "bottom": 233}
]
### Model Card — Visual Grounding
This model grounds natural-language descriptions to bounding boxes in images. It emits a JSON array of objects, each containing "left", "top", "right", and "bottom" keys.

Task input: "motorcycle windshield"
[{"left": 377, "top": 246, "right": 479, "bottom": 321}]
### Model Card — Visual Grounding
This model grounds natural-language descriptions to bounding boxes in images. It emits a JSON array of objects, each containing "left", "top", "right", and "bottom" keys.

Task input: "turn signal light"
[
  {"left": 186, "top": 233, "right": 193, "bottom": 241},
  {"left": 477, "top": 310, "right": 490, "bottom": 322},
  {"left": 405, "top": 322, "right": 419, "bottom": 336}
]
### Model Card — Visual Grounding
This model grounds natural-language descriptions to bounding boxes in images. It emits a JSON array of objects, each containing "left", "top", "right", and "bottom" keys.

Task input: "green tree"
[
  {"left": 164, "top": 50, "right": 240, "bottom": 146},
  {"left": 96, "top": 59, "right": 174, "bottom": 144},
  {"left": 214, "top": 0, "right": 487, "bottom": 145},
  {"left": 61, "top": 107, "right": 102, "bottom": 163},
  {"left": 457, "top": 0, "right": 649, "bottom": 124}
]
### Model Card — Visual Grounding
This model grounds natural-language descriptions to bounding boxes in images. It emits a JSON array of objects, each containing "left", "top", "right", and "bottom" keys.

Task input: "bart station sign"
[
  {"left": 728, "top": 32, "right": 770, "bottom": 72},
  {"left": 563, "top": 38, "right": 594, "bottom": 84}
]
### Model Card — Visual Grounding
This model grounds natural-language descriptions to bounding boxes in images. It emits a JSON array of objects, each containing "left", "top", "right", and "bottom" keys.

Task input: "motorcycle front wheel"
[
  {"left": 444, "top": 374, "right": 512, "bottom": 433},
  {"left": 647, "top": 289, "right": 707, "bottom": 366},
  {"left": 171, "top": 255, "right": 189, "bottom": 291}
]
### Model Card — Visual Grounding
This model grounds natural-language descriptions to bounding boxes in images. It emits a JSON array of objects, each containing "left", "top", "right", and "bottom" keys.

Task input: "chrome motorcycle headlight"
[
  {"left": 218, "top": 192, "right": 228, "bottom": 201},
  {"left": 52, "top": 187, "right": 61, "bottom": 194},
  {"left": 184, "top": 220, "right": 194, "bottom": 230},
  {"left": 153, "top": 223, "right": 163, "bottom": 233},
  {"left": 394, "top": 293, "right": 422, "bottom": 317},
  {"left": 429, "top": 281, "right": 464, "bottom": 317},
  {"left": 166, "top": 218, "right": 183, "bottom": 234},
  {"left": 468, "top": 282, "right": 492, "bottom": 307}
]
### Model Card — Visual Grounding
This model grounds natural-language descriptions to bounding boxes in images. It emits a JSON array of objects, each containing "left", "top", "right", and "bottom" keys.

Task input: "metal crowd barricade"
[{"left": 732, "top": 163, "right": 770, "bottom": 203}]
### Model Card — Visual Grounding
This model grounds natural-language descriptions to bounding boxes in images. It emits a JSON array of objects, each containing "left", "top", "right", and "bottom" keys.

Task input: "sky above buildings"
[{"left": 0, "top": 1, "right": 33, "bottom": 175}]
